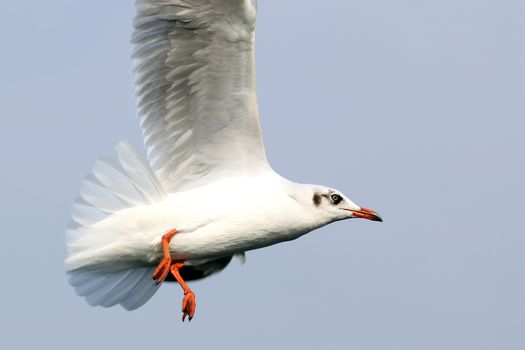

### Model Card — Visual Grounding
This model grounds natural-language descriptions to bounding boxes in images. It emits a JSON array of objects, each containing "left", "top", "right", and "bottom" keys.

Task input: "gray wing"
[{"left": 133, "top": 0, "right": 269, "bottom": 193}]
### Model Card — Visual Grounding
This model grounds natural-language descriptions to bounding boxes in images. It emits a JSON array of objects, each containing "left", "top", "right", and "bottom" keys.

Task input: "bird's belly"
[{"left": 168, "top": 220, "right": 309, "bottom": 260}]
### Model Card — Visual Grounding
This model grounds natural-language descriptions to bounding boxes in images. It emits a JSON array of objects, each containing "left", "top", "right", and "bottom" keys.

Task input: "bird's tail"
[{"left": 65, "top": 141, "right": 167, "bottom": 310}]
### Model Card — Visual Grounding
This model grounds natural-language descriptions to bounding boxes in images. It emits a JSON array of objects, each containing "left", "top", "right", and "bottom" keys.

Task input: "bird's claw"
[
  {"left": 152, "top": 257, "right": 171, "bottom": 284},
  {"left": 181, "top": 291, "right": 196, "bottom": 322}
]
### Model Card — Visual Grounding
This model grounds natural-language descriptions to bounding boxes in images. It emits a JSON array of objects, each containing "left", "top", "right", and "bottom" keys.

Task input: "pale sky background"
[{"left": 1, "top": 1, "right": 524, "bottom": 349}]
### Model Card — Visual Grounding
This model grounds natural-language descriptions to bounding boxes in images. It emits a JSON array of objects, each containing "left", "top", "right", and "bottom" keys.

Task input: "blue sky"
[{"left": 1, "top": 1, "right": 524, "bottom": 349}]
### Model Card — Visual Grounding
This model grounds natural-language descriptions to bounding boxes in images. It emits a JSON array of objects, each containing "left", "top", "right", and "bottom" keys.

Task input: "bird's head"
[{"left": 310, "top": 186, "right": 382, "bottom": 223}]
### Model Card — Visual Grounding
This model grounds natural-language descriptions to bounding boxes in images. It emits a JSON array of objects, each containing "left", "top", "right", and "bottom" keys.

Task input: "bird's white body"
[{"left": 66, "top": 171, "right": 334, "bottom": 274}]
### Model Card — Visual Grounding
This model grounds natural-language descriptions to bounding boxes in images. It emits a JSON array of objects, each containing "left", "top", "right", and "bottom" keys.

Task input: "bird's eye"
[{"left": 330, "top": 193, "right": 342, "bottom": 204}]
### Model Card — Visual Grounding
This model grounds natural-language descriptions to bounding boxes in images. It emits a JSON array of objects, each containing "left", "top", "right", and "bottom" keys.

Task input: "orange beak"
[{"left": 347, "top": 207, "right": 383, "bottom": 222}]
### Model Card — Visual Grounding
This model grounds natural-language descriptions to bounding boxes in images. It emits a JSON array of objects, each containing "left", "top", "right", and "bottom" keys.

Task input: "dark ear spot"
[{"left": 313, "top": 193, "right": 322, "bottom": 206}]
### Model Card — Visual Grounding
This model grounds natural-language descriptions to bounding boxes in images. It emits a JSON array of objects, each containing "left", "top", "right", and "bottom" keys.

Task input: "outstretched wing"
[{"left": 133, "top": 0, "right": 268, "bottom": 193}]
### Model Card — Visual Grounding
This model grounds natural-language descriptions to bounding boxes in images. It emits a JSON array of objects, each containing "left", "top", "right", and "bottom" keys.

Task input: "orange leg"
[
  {"left": 151, "top": 229, "right": 197, "bottom": 321},
  {"left": 152, "top": 229, "right": 177, "bottom": 284},
  {"left": 171, "top": 262, "right": 196, "bottom": 322}
]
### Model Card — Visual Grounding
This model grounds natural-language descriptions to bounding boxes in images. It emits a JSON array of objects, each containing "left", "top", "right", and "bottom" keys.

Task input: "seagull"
[{"left": 66, "top": 0, "right": 382, "bottom": 322}]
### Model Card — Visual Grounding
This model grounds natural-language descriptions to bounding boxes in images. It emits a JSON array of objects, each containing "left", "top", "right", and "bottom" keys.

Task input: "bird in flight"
[{"left": 66, "top": 0, "right": 382, "bottom": 322}]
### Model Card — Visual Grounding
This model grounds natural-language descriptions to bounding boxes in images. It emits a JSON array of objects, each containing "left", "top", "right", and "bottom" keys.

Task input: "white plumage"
[{"left": 66, "top": 0, "right": 381, "bottom": 315}]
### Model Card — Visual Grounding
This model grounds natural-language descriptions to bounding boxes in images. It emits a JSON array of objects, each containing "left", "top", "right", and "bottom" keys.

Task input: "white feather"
[{"left": 120, "top": 268, "right": 161, "bottom": 310}]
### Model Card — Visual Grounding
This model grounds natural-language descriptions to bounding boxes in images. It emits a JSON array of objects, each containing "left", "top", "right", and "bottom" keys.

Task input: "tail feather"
[
  {"left": 90, "top": 157, "right": 148, "bottom": 206},
  {"left": 69, "top": 267, "right": 160, "bottom": 309},
  {"left": 115, "top": 142, "right": 165, "bottom": 203},
  {"left": 120, "top": 268, "right": 160, "bottom": 310},
  {"left": 66, "top": 141, "right": 166, "bottom": 310},
  {"left": 71, "top": 201, "right": 108, "bottom": 227},
  {"left": 77, "top": 178, "right": 128, "bottom": 213},
  {"left": 94, "top": 269, "right": 149, "bottom": 308}
]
